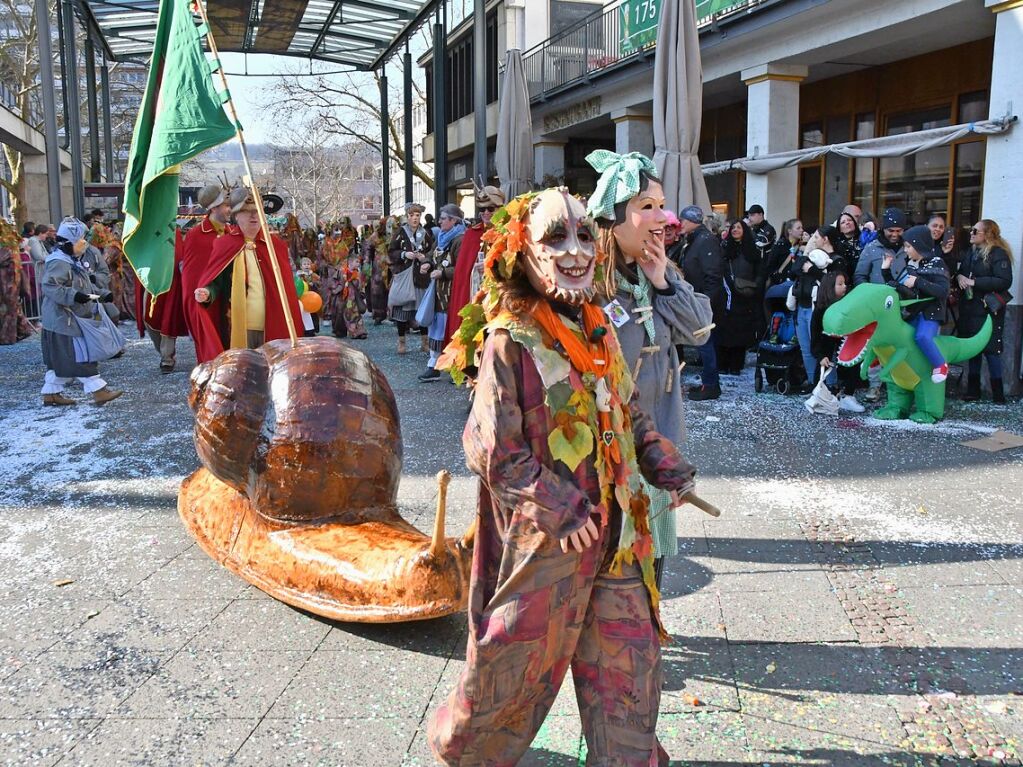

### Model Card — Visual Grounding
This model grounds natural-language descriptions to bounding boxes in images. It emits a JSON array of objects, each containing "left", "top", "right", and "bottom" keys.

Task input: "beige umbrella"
[
  {"left": 496, "top": 49, "right": 534, "bottom": 198},
  {"left": 653, "top": 0, "right": 711, "bottom": 213}
]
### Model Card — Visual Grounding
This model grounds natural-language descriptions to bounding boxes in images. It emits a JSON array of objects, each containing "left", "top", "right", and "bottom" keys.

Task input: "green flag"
[{"left": 122, "top": 0, "right": 236, "bottom": 295}]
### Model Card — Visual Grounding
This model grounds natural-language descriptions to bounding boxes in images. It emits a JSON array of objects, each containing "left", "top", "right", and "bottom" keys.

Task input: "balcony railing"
[
  {"left": 522, "top": 0, "right": 763, "bottom": 102},
  {"left": 0, "top": 80, "right": 44, "bottom": 127}
]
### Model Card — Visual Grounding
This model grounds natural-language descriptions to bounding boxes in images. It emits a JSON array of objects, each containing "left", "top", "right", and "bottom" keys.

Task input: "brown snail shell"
[{"left": 179, "top": 336, "right": 472, "bottom": 623}]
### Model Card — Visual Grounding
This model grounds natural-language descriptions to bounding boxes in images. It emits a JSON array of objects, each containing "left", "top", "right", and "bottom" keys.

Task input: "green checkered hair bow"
[{"left": 585, "top": 150, "right": 658, "bottom": 221}]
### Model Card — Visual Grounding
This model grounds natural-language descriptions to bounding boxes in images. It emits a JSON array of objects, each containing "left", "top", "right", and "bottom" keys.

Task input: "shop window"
[
  {"left": 550, "top": 0, "right": 603, "bottom": 36},
  {"left": 798, "top": 164, "right": 822, "bottom": 232},
  {"left": 852, "top": 112, "right": 875, "bottom": 216},
  {"left": 800, "top": 122, "right": 823, "bottom": 149},
  {"left": 878, "top": 106, "right": 952, "bottom": 223},
  {"left": 824, "top": 116, "right": 851, "bottom": 224},
  {"left": 958, "top": 91, "right": 989, "bottom": 124},
  {"left": 952, "top": 140, "right": 985, "bottom": 230}
]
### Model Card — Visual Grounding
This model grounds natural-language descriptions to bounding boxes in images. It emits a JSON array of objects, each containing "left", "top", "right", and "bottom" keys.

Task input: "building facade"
[
  {"left": 423, "top": 0, "right": 1022, "bottom": 389},
  {"left": 391, "top": 96, "right": 436, "bottom": 217}
]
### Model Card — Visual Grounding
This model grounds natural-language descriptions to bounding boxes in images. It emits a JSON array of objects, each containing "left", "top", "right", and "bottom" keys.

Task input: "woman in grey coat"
[
  {"left": 40, "top": 218, "right": 122, "bottom": 406},
  {"left": 586, "top": 151, "right": 714, "bottom": 588}
]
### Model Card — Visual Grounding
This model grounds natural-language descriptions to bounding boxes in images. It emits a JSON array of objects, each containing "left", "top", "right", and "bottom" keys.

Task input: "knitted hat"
[
  {"left": 881, "top": 208, "right": 907, "bottom": 230},
  {"left": 902, "top": 225, "right": 935, "bottom": 259},
  {"left": 680, "top": 205, "right": 704, "bottom": 224},
  {"left": 664, "top": 210, "right": 681, "bottom": 227}
]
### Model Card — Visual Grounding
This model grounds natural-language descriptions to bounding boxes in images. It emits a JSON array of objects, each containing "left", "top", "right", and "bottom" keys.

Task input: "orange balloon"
[{"left": 300, "top": 291, "right": 322, "bottom": 313}]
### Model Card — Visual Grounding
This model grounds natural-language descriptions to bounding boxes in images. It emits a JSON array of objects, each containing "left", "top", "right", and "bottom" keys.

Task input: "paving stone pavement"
[{"left": 1, "top": 320, "right": 1022, "bottom": 766}]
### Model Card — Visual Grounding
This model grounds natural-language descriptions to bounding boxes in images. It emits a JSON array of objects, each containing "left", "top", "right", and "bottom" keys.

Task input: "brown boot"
[
  {"left": 420, "top": 334, "right": 429, "bottom": 352},
  {"left": 397, "top": 336, "right": 407, "bottom": 355},
  {"left": 92, "top": 387, "right": 124, "bottom": 405},
  {"left": 42, "top": 393, "right": 76, "bottom": 406}
]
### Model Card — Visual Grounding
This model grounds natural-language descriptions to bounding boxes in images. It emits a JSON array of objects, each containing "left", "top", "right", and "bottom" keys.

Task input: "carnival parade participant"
[
  {"left": 0, "top": 219, "right": 35, "bottom": 345},
  {"left": 192, "top": 188, "right": 303, "bottom": 354},
  {"left": 387, "top": 203, "right": 435, "bottom": 354},
  {"left": 586, "top": 151, "right": 713, "bottom": 590},
  {"left": 182, "top": 183, "right": 233, "bottom": 360},
  {"left": 367, "top": 216, "right": 396, "bottom": 324},
  {"left": 418, "top": 203, "right": 466, "bottom": 382},
  {"left": 429, "top": 188, "right": 697, "bottom": 766},
  {"left": 338, "top": 238, "right": 368, "bottom": 340},
  {"left": 135, "top": 228, "right": 189, "bottom": 373},
  {"left": 95, "top": 221, "right": 135, "bottom": 323},
  {"left": 444, "top": 185, "right": 505, "bottom": 346},
  {"left": 39, "top": 218, "right": 122, "bottom": 405}
]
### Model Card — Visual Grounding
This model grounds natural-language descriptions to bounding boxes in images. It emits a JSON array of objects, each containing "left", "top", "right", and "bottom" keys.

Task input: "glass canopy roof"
[{"left": 82, "top": 0, "right": 435, "bottom": 69}]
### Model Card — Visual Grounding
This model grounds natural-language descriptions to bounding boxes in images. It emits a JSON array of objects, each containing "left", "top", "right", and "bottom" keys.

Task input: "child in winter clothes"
[
  {"left": 810, "top": 271, "right": 864, "bottom": 412},
  {"left": 882, "top": 224, "right": 951, "bottom": 383}
]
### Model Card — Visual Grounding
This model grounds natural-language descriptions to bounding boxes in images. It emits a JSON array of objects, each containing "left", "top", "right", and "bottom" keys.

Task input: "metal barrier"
[{"left": 19, "top": 252, "right": 44, "bottom": 323}]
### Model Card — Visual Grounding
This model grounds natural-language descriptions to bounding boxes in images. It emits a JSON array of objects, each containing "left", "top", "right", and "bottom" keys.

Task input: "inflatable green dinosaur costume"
[{"left": 823, "top": 284, "right": 992, "bottom": 423}]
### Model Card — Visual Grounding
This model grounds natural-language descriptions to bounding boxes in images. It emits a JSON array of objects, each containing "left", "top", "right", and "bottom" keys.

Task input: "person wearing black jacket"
[
  {"left": 678, "top": 204, "right": 724, "bottom": 400},
  {"left": 810, "top": 271, "right": 864, "bottom": 412},
  {"left": 747, "top": 204, "right": 776, "bottom": 261},
  {"left": 957, "top": 218, "right": 1014, "bottom": 402},
  {"left": 761, "top": 219, "right": 805, "bottom": 288},
  {"left": 883, "top": 225, "right": 951, "bottom": 384},
  {"left": 718, "top": 219, "right": 761, "bottom": 374}
]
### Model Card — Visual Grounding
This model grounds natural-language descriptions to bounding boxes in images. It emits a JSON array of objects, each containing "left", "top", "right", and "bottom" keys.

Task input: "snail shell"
[{"left": 189, "top": 337, "right": 402, "bottom": 522}]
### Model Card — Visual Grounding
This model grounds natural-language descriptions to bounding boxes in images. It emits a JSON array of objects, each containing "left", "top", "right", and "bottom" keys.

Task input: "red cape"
[
  {"left": 192, "top": 228, "right": 303, "bottom": 364},
  {"left": 135, "top": 228, "right": 188, "bottom": 339},
  {"left": 444, "top": 223, "right": 485, "bottom": 346},
  {"left": 181, "top": 217, "right": 229, "bottom": 363}
]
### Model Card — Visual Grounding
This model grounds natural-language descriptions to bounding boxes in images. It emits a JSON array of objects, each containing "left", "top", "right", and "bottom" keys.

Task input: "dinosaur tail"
[{"left": 935, "top": 315, "right": 993, "bottom": 364}]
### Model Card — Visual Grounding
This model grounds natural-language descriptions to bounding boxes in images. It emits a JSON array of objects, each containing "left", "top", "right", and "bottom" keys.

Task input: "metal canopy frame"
[{"left": 81, "top": 0, "right": 434, "bottom": 69}]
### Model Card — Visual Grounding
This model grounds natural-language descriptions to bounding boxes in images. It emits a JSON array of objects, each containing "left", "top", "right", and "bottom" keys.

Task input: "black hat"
[
  {"left": 747, "top": 204, "right": 765, "bottom": 216},
  {"left": 902, "top": 225, "right": 935, "bottom": 259},
  {"left": 882, "top": 208, "right": 907, "bottom": 230}
]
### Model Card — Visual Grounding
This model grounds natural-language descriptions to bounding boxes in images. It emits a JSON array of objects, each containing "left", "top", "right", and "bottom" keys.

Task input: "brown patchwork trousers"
[{"left": 428, "top": 537, "right": 667, "bottom": 767}]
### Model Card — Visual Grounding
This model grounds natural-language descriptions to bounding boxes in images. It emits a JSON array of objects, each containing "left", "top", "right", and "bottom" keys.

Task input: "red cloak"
[
  {"left": 444, "top": 223, "right": 485, "bottom": 346},
  {"left": 181, "top": 217, "right": 229, "bottom": 363},
  {"left": 135, "top": 228, "right": 188, "bottom": 339},
  {"left": 192, "top": 228, "right": 303, "bottom": 363}
]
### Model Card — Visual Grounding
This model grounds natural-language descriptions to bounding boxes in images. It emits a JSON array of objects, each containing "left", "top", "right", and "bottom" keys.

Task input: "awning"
[
  {"left": 702, "top": 117, "right": 1017, "bottom": 176},
  {"left": 84, "top": 0, "right": 438, "bottom": 69}
]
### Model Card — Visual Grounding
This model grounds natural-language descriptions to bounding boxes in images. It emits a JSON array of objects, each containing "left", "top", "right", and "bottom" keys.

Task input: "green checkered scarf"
[{"left": 585, "top": 150, "right": 658, "bottom": 222}]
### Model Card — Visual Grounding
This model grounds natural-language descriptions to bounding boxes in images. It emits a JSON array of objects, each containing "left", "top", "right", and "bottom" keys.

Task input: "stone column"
[
  {"left": 741, "top": 63, "right": 807, "bottom": 222},
  {"left": 534, "top": 140, "right": 566, "bottom": 186},
  {"left": 981, "top": 0, "right": 1023, "bottom": 393},
  {"left": 612, "top": 108, "right": 654, "bottom": 157}
]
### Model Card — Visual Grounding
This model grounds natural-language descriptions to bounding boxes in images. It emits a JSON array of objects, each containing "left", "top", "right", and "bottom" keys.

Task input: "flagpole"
[{"left": 193, "top": 0, "right": 298, "bottom": 347}]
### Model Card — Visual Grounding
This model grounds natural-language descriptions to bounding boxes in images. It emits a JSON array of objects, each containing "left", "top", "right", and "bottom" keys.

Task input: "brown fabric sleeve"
[{"left": 464, "top": 329, "right": 593, "bottom": 539}]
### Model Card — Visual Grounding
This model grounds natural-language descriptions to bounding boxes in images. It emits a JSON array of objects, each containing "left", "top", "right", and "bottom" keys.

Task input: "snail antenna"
[{"left": 429, "top": 470, "right": 451, "bottom": 559}]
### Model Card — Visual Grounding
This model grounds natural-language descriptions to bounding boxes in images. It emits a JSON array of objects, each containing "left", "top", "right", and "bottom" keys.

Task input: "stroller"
[{"left": 755, "top": 281, "right": 804, "bottom": 395}]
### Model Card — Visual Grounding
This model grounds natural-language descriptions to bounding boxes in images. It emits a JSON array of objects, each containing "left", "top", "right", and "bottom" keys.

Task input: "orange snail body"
[{"left": 179, "top": 336, "right": 472, "bottom": 622}]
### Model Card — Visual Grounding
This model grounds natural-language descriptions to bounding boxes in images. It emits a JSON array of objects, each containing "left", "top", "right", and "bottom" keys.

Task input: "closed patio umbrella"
[
  {"left": 496, "top": 49, "right": 534, "bottom": 198},
  {"left": 653, "top": 0, "right": 711, "bottom": 214}
]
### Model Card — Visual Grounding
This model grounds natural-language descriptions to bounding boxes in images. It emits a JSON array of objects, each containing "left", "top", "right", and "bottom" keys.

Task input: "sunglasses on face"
[
  {"left": 970, "top": 227, "right": 982, "bottom": 235},
  {"left": 479, "top": 206, "right": 497, "bottom": 213}
]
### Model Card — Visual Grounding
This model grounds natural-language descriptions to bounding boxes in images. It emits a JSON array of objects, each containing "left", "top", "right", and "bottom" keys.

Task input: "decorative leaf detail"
[{"left": 548, "top": 425, "right": 593, "bottom": 473}]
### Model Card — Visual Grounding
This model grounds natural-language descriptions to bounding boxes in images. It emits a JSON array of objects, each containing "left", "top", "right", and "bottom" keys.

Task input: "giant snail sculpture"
[{"left": 178, "top": 336, "right": 474, "bottom": 622}]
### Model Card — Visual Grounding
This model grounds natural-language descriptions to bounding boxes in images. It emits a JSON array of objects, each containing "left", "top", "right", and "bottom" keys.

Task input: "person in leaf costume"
[{"left": 428, "top": 188, "right": 696, "bottom": 766}]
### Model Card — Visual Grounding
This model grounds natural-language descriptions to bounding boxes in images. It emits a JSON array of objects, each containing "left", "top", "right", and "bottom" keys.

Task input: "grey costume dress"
[
  {"left": 41, "top": 253, "right": 101, "bottom": 378},
  {"left": 607, "top": 263, "right": 713, "bottom": 556}
]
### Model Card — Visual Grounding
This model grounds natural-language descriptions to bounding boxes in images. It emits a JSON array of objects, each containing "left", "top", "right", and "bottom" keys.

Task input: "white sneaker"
[
  {"left": 839, "top": 395, "right": 865, "bottom": 413},
  {"left": 864, "top": 386, "right": 881, "bottom": 402}
]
